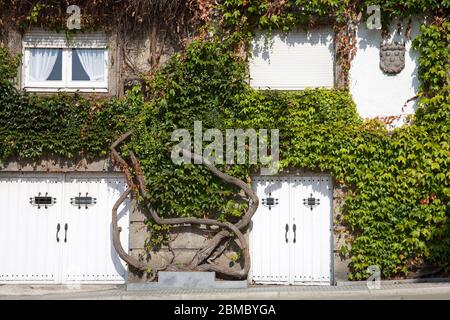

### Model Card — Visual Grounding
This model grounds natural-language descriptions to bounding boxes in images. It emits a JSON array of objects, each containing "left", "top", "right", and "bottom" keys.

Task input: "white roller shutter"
[
  {"left": 249, "top": 29, "right": 334, "bottom": 90},
  {"left": 23, "top": 29, "right": 107, "bottom": 48}
]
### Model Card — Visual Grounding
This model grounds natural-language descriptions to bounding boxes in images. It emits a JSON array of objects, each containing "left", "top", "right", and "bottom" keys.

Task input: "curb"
[{"left": 336, "top": 277, "right": 450, "bottom": 286}]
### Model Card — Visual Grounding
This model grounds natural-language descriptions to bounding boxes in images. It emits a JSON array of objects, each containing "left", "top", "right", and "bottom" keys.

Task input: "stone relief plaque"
[{"left": 380, "top": 42, "right": 406, "bottom": 74}]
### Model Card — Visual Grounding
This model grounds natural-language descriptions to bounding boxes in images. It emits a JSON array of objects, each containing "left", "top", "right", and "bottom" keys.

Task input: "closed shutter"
[
  {"left": 249, "top": 29, "right": 334, "bottom": 90},
  {"left": 23, "top": 29, "right": 107, "bottom": 48}
]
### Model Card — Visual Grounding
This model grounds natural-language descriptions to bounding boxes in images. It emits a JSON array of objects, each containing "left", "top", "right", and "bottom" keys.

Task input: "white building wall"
[{"left": 349, "top": 18, "right": 422, "bottom": 119}]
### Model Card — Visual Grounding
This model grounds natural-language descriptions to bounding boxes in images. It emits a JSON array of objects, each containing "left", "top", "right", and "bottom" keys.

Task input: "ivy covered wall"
[
  {"left": 0, "top": 1, "right": 448, "bottom": 280},
  {"left": 0, "top": 46, "right": 139, "bottom": 161}
]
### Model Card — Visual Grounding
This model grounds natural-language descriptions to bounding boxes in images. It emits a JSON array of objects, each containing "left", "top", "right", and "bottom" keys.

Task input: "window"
[
  {"left": 22, "top": 31, "right": 108, "bottom": 92},
  {"left": 249, "top": 29, "right": 334, "bottom": 90}
]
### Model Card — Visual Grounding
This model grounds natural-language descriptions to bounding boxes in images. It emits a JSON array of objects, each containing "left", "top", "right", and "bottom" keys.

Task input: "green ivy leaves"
[
  {"left": 129, "top": 31, "right": 449, "bottom": 279},
  {"left": 0, "top": 54, "right": 138, "bottom": 161},
  {"left": 0, "top": 47, "right": 20, "bottom": 86},
  {"left": 0, "top": 11, "right": 448, "bottom": 280}
]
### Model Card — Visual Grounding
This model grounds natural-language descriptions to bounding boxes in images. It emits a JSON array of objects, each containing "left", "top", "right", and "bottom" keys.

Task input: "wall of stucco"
[
  {"left": 332, "top": 184, "right": 351, "bottom": 283},
  {"left": 120, "top": 31, "right": 179, "bottom": 95},
  {"left": 349, "top": 18, "right": 422, "bottom": 120}
]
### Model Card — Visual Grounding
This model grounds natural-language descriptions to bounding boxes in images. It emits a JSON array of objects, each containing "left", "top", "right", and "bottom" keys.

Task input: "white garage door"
[
  {"left": 250, "top": 175, "right": 333, "bottom": 285},
  {"left": 0, "top": 173, "right": 129, "bottom": 284}
]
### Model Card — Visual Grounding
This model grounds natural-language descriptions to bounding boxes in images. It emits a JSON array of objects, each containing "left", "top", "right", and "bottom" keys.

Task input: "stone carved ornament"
[{"left": 380, "top": 42, "right": 406, "bottom": 74}]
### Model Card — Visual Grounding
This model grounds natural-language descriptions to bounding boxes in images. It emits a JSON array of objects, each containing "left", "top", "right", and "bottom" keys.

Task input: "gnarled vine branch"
[{"left": 110, "top": 131, "right": 259, "bottom": 279}]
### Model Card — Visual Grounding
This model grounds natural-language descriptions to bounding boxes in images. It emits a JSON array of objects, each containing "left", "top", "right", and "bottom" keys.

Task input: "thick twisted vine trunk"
[{"left": 110, "top": 132, "right": 259, "bottom": 279}]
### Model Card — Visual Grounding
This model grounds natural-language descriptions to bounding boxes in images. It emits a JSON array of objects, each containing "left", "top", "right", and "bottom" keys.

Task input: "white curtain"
[
  {"left": 29, "top": 48, "right": 59, "bottom": 81},
  {"left": 76, "top": 49, "right": 105, "bottom": 81}
]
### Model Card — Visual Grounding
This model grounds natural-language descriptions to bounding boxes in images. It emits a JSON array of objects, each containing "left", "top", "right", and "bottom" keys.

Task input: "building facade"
[{"left": 0, "top": 11, "right": 427, "bottom": 286}]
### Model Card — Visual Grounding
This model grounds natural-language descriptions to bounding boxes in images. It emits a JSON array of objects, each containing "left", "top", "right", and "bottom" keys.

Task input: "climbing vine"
[
  {"left": 0, "top": 0, "right": 204, "bottom": 33},
  {"left": 0, "top": 1, "right": 448, "bottom": 280},
  {"left": 0, "top": 47, "right": 140, "bottom": 162}
]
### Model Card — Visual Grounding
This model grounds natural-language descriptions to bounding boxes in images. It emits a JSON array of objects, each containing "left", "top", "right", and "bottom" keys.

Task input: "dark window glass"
[
  {"left": 72, "top": 49, "right": 90, "bottom": 81},
  {"left": 46, "top": 49, "right": 62, "bottom": 81}
]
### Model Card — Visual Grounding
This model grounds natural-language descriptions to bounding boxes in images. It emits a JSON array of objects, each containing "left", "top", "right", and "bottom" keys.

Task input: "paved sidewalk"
[{"left": 1, "top": 282, "right": 450, "bottom": 300}]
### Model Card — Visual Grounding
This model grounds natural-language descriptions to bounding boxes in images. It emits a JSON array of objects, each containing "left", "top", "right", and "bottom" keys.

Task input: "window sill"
[
  {"left": 250, "top": 85, "right": 334, "bottom": 90},
  {"left": 23, "top": 87, "right": 109, "bottom": 94}
]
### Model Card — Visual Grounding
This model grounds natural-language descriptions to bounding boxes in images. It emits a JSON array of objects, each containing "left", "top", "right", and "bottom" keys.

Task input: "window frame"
[{"left": 22, "top": 31, "right": 108, "bottom": 93}]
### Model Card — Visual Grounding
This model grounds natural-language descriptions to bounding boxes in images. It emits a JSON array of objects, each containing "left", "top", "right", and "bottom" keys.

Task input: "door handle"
[
  {"left": 285, "top": 224, "right": 289, "bottom": 243},
  {"left": 293, "top": 224, "right": 297, "bottom": 243},
  {"left": 56, "top": 223, "right": 60, "bottom": 242},
  {"left": 64, "top": 223, "right": 68, "bottom": 243}
]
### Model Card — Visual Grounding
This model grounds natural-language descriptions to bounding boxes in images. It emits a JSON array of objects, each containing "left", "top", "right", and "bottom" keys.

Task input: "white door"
[
  {"left": 290, "top": 176, "right": 332, "bottom": 284},
  {"left": 251, "top": 177, "right": 291, "bottom": 284},
  {"left": 0, "top": 174, "right": 63, "bottom": 283},
  {"left": 62, "top": 174, "right": 129, "bottom": 283},
  {"left": 250, "top": 175, "right": 333, "bottom": 285},
  {"left": 0, "top": 173, "right": 129, "bottom": 284}
]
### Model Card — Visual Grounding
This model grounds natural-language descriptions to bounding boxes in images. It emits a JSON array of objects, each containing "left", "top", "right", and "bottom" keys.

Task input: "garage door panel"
[
  {"left": 0, "top": 173, "right": 129, "bottom": 284},
  {"left": 0, "top": 175, "right": 62, "bottom": 283},
  {"left": 251, "top": 177, "right": 290, "bottom": 284},
  {"left": 291, "top": 176, "right": 332, "bottom": 284},
  {"left": 251, "top": 175, "right": 332, "bottom": 285},
  {"left": 63, "top": 174, "right": 129, "bottom": 283},
  {"left": 268, "top": 177, "right": 290, "bottom": 283},
  {"left": 291, "top": 177, "right": 307, "bottom": 283}
]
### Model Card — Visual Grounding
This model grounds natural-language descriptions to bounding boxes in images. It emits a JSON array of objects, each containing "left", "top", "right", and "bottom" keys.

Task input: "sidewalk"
[{"left": 1, "top": 282, "right": 450, "bottom": 300}]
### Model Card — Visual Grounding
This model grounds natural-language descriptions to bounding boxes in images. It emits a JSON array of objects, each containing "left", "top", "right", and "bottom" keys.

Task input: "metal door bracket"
[
  {"left": 262, "top": 193, "right": 279, "bottom": 210},
  {"left": 70, "top": 192, "right": 97, "bottom": 209},
  {"left": 30, "top": 192, "right": 56, "bottom": 209},
  {"left": 303, "top": 193, "right": 320, "bottom": 211}
]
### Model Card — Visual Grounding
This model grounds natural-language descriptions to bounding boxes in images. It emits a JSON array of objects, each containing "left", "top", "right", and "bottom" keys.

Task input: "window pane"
[
  {"left": 47, "top": 50, "right": 62, "bottom": 81},
  {"left": 73, "top": 49, "right": 105, "bottom": 81},
  {"left": 72, "top": 49, "right": 90, "bottom": 81},
  {"left": 29, "top": 48, "right": 62, "bottom": 81}
]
